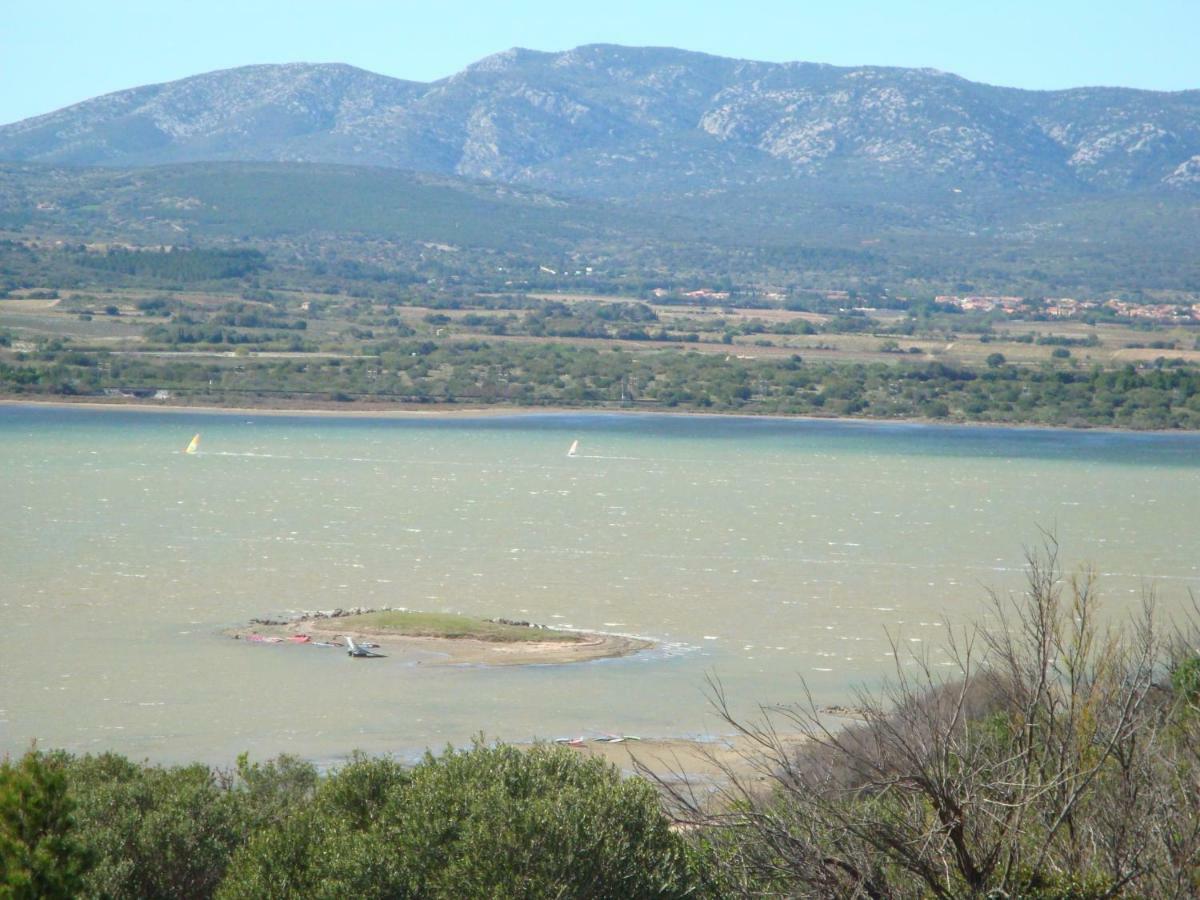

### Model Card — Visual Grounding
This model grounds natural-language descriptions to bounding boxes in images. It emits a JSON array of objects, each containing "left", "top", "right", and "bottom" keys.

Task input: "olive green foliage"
[
  {"left": 1171, "top": 654, "right": 1200, "bottom": 704},
  {"left": 0, "top": 751, "right": 91, "bottom": 899},
  {"left": 78, "top": 248, "right": 266, "bottom": 281},
  {"left": 64, "top": 753, "right": 240, "bottom": 899},
  {"left": 219, "top": 743, "right": 702, "bottom": 899},
  {"left": 0, "top": 750, "right": 314, "bottom": 900},
  {"left": 1008, "top": 868, "right": 1118, "bottom": 900},
  {"left": 3, "top": 744, "right": 698, "bottom": 899},
  {"left": 231, "top": 753, "right": 320, "bottom": 833}
]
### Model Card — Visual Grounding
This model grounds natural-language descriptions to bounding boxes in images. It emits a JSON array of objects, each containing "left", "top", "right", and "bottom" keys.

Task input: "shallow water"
[{"left": 3, "top": 405, "right": 1199, "bottom": 765}]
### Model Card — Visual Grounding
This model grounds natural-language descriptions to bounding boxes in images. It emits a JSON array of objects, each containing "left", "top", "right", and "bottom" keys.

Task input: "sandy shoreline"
[
  {"left": 0, "top": 396, "right": 539, "bottom": 420},
  {"left": 224, "top": 618, "right": 653, "bottom": 667},
  {"left": 562, "top": 732, "right": 808, "bottom": 786},
  {"left": 2, "top": 395, "right": 1192, "bottom": 435}
]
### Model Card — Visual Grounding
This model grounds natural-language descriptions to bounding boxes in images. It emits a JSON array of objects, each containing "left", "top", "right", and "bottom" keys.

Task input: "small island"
[{"left": 226, "top": 607, "right": 652, "bottom": 666}]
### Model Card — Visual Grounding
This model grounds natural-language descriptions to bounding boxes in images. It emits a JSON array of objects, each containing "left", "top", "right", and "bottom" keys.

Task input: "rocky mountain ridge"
[{"left": 2, "top": 45, "right": 1198, "bottom": 197}]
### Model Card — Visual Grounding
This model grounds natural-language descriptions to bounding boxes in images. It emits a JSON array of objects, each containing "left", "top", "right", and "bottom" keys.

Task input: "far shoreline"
[{"left": 2, "top": 395, "right": 1197, "bottom": 437}]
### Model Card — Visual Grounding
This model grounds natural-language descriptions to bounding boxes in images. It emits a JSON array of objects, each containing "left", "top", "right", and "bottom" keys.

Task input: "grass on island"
[{"left": 331, "top": 611, "right": 582, "bottom": 643}]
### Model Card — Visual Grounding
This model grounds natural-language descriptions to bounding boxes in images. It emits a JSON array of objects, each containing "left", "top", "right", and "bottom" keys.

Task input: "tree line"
[{"left": 5, "top": 341, "right": 1200, "bottom": 429}]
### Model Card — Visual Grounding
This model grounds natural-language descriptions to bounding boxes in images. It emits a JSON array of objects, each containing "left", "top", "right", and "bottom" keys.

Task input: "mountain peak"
[{"left": 462, "top": 47, "right": 554, "bottom": 74}]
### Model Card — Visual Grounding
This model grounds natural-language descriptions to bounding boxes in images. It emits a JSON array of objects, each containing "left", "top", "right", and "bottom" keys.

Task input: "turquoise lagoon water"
[{"left": 2, "top": 404, "right": 1199, "bottom": 765}]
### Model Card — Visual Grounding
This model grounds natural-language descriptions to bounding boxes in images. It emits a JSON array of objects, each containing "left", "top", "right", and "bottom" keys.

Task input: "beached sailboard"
[
  {"left": 184, "top": 434, "right": 200, "bottom": 455},
  {"left": 344, "top": 635, "right": 385, "bottom": 658},
  {"left": 567, "top": 439, "right": 579, "bottom": 458}
]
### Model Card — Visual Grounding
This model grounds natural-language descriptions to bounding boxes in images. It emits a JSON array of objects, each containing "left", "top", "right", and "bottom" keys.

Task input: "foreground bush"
[
  {"left": 0, "top": 751, "right": 91, "bottom": 899},
  {"left": 3, "top": 743, "right": 702, "bottom": 899},
  {"left": 677, "top": 539, "right": 1200, "bottom": 898},
  {"left": 57, "top": 752, "right": 316, "bottom": 899},
  {"left": 219, "top": 743, "right": 703, "bottom": 898}
]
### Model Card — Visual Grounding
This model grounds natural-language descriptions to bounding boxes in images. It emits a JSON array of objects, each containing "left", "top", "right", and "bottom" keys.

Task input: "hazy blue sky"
[{"left": 3, "top": 0, "right": 1197, "bottom": 125}]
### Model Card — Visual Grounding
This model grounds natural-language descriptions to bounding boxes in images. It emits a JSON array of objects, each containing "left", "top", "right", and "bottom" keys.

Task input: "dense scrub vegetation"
[
  {"left": 4, "top": 162, "right": 1200, "bottom": 297},
  {"left": 2, "top": 745, "right": 703, "bottom": 899},
  {"left": 77, "top": 248, "right": 267, "bottom": 281}
]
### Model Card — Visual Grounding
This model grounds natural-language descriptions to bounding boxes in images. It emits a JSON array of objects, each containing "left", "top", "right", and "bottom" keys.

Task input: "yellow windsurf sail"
[{"left": 185, "top": 433, "right": 200, "bottom": 455}]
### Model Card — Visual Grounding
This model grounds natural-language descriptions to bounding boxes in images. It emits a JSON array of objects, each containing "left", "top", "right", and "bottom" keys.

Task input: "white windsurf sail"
[{"left": 567, "top": 439, "right": 579, "bottom": 458}]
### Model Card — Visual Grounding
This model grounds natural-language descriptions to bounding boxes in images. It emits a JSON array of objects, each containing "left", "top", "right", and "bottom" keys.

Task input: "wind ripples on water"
[{"left": 3, "top": 408, "right": 1200, "bottom": 761}]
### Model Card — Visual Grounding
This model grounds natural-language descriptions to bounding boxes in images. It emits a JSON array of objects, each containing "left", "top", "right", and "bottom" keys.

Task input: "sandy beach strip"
[{"left": 543, "top": 731, "right": 813, "bottom": 795}]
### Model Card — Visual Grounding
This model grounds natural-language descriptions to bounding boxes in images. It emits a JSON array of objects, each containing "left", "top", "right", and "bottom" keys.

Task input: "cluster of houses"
[
  {"left": 935, "top": 295, "right": 1200, "bottom": 323},
  {"left": 650, "top": 287, "right": 732, "bottom": 301},
  {"left": 936, "top": 295, "right": 1026, "bottom": 314},
  {"left": 1100, "top": 298, "right": 1200, "bottom": 322},
  {"left": 102, "top": 388, "right": 173, "bottom": 400}
]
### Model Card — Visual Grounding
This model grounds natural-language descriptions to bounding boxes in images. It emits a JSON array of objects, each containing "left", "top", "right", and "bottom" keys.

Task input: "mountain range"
[{"left": 2, "top": 44, "right": 1199, "bottom": 198}]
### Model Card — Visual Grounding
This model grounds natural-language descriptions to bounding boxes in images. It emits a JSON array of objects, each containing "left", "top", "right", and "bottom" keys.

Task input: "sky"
[{"left": 3, "top": 0, "right": 1198, "bottom": 125}]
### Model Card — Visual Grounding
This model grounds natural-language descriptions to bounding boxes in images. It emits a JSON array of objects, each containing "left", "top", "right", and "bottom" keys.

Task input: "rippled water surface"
[{"left": 3, "top": 404, "right": 1199, "bottom": 764}]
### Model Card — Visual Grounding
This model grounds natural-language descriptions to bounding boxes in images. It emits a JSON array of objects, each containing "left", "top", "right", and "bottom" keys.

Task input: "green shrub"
[
  {"left": 1009, "top": 868, "right": 1116, "bottom": 899},
  {"left": 1172, "top": 654, "right": 1200, "bottom": 704},
  {"left": 219, "top": 742, "right": 703, "bottom": 899},
  {"left": 0, "top": 751, "right": 92, "bottom": 899},
  {"left": 232, "top": 753, "right": 319, "bottom": 832},
  {"left": 64, "top": 754, "right": 244, "bottom": 900}
]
